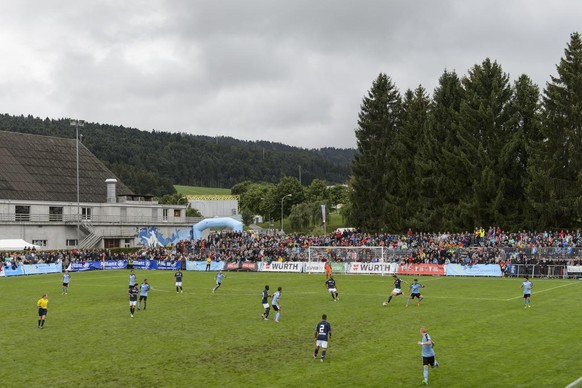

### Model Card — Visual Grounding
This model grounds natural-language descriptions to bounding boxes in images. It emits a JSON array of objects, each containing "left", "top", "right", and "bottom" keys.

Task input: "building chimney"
[{"left": 105, "top": 178, "right": 117, "bottom": 203}]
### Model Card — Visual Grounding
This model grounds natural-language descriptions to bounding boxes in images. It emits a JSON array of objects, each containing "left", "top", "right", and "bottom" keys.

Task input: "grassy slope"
[
  {"left": 175, "top": 185, "right": 231, "bottom": 196},
  {"left": 1, "top": 271, "right": 581, "bottom": 387}
]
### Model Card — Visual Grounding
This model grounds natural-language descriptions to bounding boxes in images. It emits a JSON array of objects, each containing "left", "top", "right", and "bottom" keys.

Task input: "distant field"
[
  {"left": 2, "top": 271, "right": 581, "bottom": 387},
  {"left": 175, "top": 185, "right": 231, "bottom": 195}
]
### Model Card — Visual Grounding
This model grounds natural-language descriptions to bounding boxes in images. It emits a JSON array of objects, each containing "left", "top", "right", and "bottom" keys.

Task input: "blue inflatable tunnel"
[{"left": 193, "top": 217, "right": 243, "bottom": 240}]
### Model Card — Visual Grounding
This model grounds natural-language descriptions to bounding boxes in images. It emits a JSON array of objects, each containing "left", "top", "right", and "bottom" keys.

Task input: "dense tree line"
[
  {"left": 0, "top": 115, "right": 354, "bottom": 195},
  {"left": 349, "top": 32, "right": 582, "bottom": 232}
]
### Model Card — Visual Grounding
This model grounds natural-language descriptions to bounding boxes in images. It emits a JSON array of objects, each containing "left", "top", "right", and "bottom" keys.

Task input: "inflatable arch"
[{"left": 193, "top": 217, "right": 243, "bottom": 240}]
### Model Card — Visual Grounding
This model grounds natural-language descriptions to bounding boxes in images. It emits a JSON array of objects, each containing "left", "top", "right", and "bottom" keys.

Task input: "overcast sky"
[{"left": 0, "top": 1, "right": 580, "bottom": 149}]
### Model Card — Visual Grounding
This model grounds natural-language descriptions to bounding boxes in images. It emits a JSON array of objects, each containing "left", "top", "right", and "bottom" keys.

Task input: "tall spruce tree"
[
  {"left": 457, "top": 58, "right": 517, "bottom": 228},
  {"left": 417, "top": 70, "right": 464, "bottom": 231},
  {"left": 509, "top": 74, "right": 542, "bottom": 229},
  {"left": 349, "top": 73, "right": 402, "bottom": 231},
  {"left": 529, "top": 32, "right": 582, "bottom": 228},
  {"left": 398, "top": 86, "right": 430, "bottom": 230}
]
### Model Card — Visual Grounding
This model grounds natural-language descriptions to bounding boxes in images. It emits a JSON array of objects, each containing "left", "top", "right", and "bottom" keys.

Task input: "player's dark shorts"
[
  {"left": 38, "top": 308, "right": 47, "bottom": 316},
  {"left": 272, "top": 305, "right": 280, "bottom": 311},
  {"left": 62, "top": 282, "right": 69, "bottom": 287},
  {"left": 139, "top": 295, "right": 148, "bottom": 301},
  {"left": 523, "top": 293, "right": 531, "bottom": 298},
  {"left": 423, "top": 356, "right": 435, "bottom": 366},
  {"left": 411, "top": 293, "right": 421, "bottom": 299}
]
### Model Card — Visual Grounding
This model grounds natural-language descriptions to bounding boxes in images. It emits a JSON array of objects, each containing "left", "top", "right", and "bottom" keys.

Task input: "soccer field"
[{"left": 1, "top": 271, "right": 580, "bottom": 387}]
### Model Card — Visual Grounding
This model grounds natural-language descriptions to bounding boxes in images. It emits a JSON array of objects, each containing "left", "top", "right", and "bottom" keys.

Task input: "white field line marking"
[
  {"left": 505, "top": 282, "right": 579, "bottom": 301},
  {"left": 431, "top": 296, "right": 505, "bottom": 301},
  {"left": 566, "top": 376, "right": 582, "bottom": 388}
]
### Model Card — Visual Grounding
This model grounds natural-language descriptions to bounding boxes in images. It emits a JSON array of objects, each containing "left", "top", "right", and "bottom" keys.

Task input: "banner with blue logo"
[
  {"left": 133, "top": 259, "right": 157, "bottom": 270},
  {"left": 2, "top": 264, "right": 24, "bottom": 276},
  {"left": 445, "top": 264, "right": 502, "bottom": 277},
  {"left": 186, "top": 261, "right": 225, "bottom": 271},
  {"left": 156, "top": 260, "right": 181, "bottom": 270},
  {"left": 68, "top": 262, "right": 98, "bottom": 271},
  {"left": 102, "top": 260, "right": 128, "bottom": 270},
  {"left": 23, "top": 262, "right": 62, "bottom": 275}
]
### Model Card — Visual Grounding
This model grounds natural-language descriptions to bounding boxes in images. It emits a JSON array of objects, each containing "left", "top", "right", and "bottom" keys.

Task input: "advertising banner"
[
  {"left": 397, "top": 263, "right": 445, "bottom": 276},
  {"left": 331, "top": 262, "right": 346, "bottom": 274},
  {"left": 346, "top": 262, "right": 396, "bottom": 274},
  {"left": 23, "top": 262, "right": 62, "bottom": 275},
  {"left": 68, "top": 262, "right": 97, "bottom": 272},
  {"left": 102, "top": 260, "right": 128, "bottom": 270},
  {"left": 223, "top": 262, "right": 258, "bottom": 271},
  {"left": 445, "top": 264, "right": 502, "bottom": 277},
  {"left": 156, "top": 261, "right": 181, "bottom": 270},
  {"left": 259, "top": 261, "right": 304, "bottom": 272},
  {"left": 305, "top": 262, "right": 326, "bottom": 273},
  {"left": 133, "top": 259, "right": 156, "bottom": 270},
  {"left": 2, "top": 264, "right": 24, "bottom": 277},
  {"left": 567, "top": 265, "right": 582, "bottom": 273},
  {"left": 186, "top": 261, "right": 225, "bottom": 271}
]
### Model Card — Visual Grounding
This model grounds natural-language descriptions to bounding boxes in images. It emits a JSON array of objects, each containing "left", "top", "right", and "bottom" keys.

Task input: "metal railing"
[{"left": 0, "top": 212, "right": 198, "bottom": 225}]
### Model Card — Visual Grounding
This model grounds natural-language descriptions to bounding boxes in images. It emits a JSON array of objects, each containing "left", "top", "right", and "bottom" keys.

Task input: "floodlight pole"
[
  {"left": 71, "top": 119, "right": 84, "bottom": 249},
  {"left": 280, "top": 194, "right": 292, "bottom": 233}
]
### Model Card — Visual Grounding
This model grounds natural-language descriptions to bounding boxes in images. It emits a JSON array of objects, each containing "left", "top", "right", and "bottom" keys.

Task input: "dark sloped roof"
[{"left": 0, "top": 131, "right": 133, "bottom": 202}]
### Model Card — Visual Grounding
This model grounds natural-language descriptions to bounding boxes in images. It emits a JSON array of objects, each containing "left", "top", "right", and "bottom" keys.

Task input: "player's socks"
[
  {"left": 40, "top": 320, "right": 45, "bottom": 327},
  {"left": 321, "top": 350, "right": 326, "bottom": 360},
  {"left": 387, "top": 296, "right": 393, "bottom": 303},
  {"left": 423, "top": 368, "right": 428, "bottom": 382},
  {"left": 264, "top": 307, "right": 270, "bottom": 318},
  {"left": 406, "top": 298, "right": 411, "bottom": 305},
  {"left": 418, "top": 297, "right": 423, "bottom": 303},
  {"left": 314, "top": 349, "right": 318, "bottom": 358},
  {"left": 275, "top": 312, "right": 280, "bottom": 322},
  {"left": 38, "top": 319, "right": 41, "bottom": 327}
]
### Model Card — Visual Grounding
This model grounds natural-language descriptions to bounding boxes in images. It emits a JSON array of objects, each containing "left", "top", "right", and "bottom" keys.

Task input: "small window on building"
[
  {"left": 82, "top": 207, "right": 92, "bottom": 221},
  {"left": 174, "top": 209, "right": 181, "bottom": 217},
  {"left": 124, "top": 239, "right": 132, "bottom": 248},
  {"left": 66, "top": 239, "right": 78, "bottom": 247},
  {"left": 15, "top": 205, "right": 30, "bottom": 221},
  {"left": 32, "top": 240, "right": 47, "bottom": 247},
  {"left": 163, "top": 208, "right": 169, "bottom": 221},
  {"left": 104, "top": 239, "right": 120, "bottom": 248},
  {"left": 49, "top": 207, "right": 63, "bottom": 221}
]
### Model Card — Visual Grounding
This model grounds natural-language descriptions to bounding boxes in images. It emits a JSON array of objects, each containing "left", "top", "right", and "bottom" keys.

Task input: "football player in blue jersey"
[
  {"left": 271, "top": 287, "right": 282, "bottom": 323},
  {"left": 313, "top": 314, "right": 332, "bottom": 362},
  {"left": 417, "top": 326, "right": 438, "bottom": 385},
  {"left": 212, "top": 271, "right": 226, "bottom": 293},
  {"left": 62, "top": 271, "right": 71, "bottom": 295},
  {"left": 138, "top": 279, "right": 150, "bottom": 310},
  {"left": 406, "top": 279, "right": 424, "bottom": 307},
  {"left": 521, "top": 276, "right": 533, "bottom": 308}
]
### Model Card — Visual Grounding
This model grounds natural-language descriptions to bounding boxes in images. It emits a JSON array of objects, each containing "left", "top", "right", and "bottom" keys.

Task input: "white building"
[{"left": 0, "top": 131, "right": 192, "bottom": 250}]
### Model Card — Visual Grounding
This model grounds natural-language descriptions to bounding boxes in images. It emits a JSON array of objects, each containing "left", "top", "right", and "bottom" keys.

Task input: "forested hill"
[{"left": 0, "top": 114, "right": 354, "bottom": 194}]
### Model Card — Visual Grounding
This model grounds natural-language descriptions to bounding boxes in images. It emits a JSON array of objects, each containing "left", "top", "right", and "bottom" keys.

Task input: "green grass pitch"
[{"left": 1, "top": 271, "right": 581, "bottom": 387}]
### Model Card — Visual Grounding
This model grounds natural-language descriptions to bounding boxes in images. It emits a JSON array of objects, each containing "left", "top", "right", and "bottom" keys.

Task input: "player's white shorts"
[
  {"left": 262, "top": 303, "right": 269, "bottom": 308},
  {"left": 175, "top": 282, "right": 182, "bottom": 287},
  {"left": 130, "top": 301, "right": 137, "bottom": 307},
  {"left": 328, "top": 288, "right": 337, "bottom": 293},
  {"left": 316, "top": 340, "right": 328, "bottom": 348},
  {"left": 392, "top": 288, "right": 401, "bottom": 294}
]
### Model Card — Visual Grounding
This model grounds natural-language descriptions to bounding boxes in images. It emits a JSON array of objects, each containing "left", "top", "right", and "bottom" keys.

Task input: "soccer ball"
[{"left": 382, "top": 301, "right": 388, "bottom": 306}]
